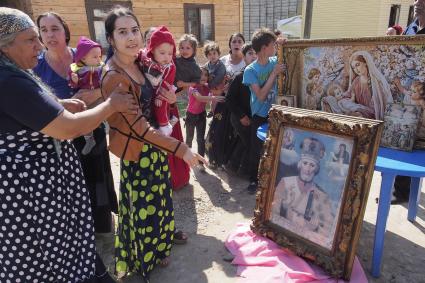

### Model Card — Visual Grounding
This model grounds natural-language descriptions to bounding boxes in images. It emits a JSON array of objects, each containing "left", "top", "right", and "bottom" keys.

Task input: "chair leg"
[
  {"left": 408, "top": 177, "right": 422, "bottom": 222},
  {"left": 371, "top": 172, "right": 395, "bottom": 278}
]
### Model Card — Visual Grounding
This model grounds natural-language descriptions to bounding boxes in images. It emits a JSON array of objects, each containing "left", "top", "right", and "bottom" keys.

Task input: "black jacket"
[
  {"left": 174, "top": 56, "right": 201, "bottom": 84},
  {"left": 226, "top": 69, "right": 251, "bottom": 119}
]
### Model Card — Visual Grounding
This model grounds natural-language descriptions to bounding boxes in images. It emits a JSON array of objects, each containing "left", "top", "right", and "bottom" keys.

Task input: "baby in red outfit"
[{"left": 138, "top": 26, "right": 177, "bottom": 136}]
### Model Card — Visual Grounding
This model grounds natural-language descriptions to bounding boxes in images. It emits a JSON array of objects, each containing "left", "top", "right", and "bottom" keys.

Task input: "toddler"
[
  {"left": 203, "top": 41, "right": 227, "bottom": 116},
  {"left": 174, "top": 34, "right": 202, "bottom": 93},
  {"left": 185, "top": 67, "right": 225, "bottom": 171},
  {"left": 138, "top": 26, "right": 177, "bottom": 136},
  {"left": 68, "top": 36, "right": 104, "bottom": 155}
]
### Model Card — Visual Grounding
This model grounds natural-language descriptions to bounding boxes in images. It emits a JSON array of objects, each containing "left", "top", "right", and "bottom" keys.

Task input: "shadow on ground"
[{"left": 358, "top": 192, "right": 425, "bottom": 283}]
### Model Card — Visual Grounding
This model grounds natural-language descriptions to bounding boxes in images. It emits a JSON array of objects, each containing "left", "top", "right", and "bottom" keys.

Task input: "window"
[
  {"left": 388, "top": 4, "right": 401, "bottom": 27},
  {"left": 184, "top": 4, "right": 215, "bottom": 45},
  {"left": 408, "top": 5, "right": 415, "bottom": 26},
  {"left": 85, "top": 0, "right": 132, "bottom": 50}
]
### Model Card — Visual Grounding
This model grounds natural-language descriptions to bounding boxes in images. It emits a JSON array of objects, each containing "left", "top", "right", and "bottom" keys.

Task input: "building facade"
[
  {"left": 1, "top": 0, "right": 241, "bottom": 59},
  {"left": 302, "top": 0, "right": 416, "bottom": 39},
  {"left": 243, "top": 0, "right": 302, "bottom": 40}
]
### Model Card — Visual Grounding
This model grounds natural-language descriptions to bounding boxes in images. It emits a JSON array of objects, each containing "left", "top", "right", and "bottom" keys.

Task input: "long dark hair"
[
  {"left": 105, "top": 6, "right": 141, "bottom": 61},
  {"left": 36, "top": 12, "right": 71, "bottom": 45},
  {"left": 228, "top": 32, "right": 245, "bottom": 54}
]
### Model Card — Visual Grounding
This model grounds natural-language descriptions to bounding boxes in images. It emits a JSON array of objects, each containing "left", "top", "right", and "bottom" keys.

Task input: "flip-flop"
[
  {"left": 159, "top": 257, "right": 170, "bottom": 268},
  {"left": 173, "top": 230, "right": 188, "bottom": 245}
]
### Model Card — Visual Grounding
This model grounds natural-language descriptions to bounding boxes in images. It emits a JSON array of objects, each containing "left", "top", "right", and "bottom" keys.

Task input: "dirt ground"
[{"left": 96, "top": 118, "right": 425, "bottom": 283}]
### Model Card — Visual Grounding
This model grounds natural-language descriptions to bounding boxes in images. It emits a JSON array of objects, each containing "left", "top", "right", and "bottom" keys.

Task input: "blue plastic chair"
[
  {"left": 257, "top": 123, "right": 268, "bottom": 141},
  {"left": 372, "top": 147, "right": 425, "bottom": 277},
  {"left": 256, "top": 123, "right": 424, "bottom": 278}
]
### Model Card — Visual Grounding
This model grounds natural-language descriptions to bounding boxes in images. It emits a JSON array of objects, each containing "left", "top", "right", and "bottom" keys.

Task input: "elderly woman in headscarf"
[{"left": 0, "top": 7, "right": 137, "bottom": 282}]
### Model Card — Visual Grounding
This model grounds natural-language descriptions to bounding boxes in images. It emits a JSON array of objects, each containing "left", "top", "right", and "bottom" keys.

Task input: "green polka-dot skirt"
[{"left": 115, "top": 144, "right": 175, "bottom": 280}]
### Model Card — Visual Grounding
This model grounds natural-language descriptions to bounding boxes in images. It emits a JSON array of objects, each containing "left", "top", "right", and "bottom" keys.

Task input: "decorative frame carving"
[
  {"left": 252, "top": 106, "right": 383, "bottom": 280},
  {"left": 277, "top": 35, "right": 425, "bottom": 148}
]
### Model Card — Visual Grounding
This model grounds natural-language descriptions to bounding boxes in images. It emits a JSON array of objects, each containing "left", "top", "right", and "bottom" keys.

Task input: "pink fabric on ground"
[{"left": 225, "top": 223, "right": 368, "bottom": 283}]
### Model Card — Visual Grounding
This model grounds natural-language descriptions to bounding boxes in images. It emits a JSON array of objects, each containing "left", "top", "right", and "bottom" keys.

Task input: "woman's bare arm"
[
  {"left": 41, "top": 84, "right": 138, "bottom": 140},
  {"left": 72, "top": 88, "right": 103, "bottom": 107}
]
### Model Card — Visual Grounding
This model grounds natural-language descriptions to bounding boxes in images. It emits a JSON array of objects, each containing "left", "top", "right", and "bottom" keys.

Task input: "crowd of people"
[
  {"left": 1, "top": 0, "right": 424, "bottom": 281},
  {"left": 0, "top": 4, "right": 284, "bottom": 282}
]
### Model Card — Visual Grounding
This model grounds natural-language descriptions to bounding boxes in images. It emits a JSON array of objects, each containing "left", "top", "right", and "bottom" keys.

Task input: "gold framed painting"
[
  {"left": 251, "top": 106, "right": 383, "bottom": 280},
  {"left": 276, "top": 95, "right": 297, "bottom": 107},
  {"left": 277, "top": 35, "right": 425, "bottom": 148}
]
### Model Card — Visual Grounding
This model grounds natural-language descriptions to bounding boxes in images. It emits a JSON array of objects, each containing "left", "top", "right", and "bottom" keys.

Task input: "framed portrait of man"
[
  {"left": 270, "top": 127, "right": 353, "bottom": 251},
  {"left": 252, "top": 106, "right": 383, "bottom": 280}
]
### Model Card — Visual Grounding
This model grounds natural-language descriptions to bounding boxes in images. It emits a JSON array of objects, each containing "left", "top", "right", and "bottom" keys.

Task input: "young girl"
[
  {"left": 220, "top": 33, "right": 246, "bottom": 80},
  {"left": 174, "top": 33, "right": 202, "bottom": 93},
  {"left": 138, "top": 25, "right": 177, "bottom": 136},
  {"left": 186, "top": 67, "right": 225, "bottom": 171},
  {"left": 69, "top": 36, "right": 104, "bottom": 154}
]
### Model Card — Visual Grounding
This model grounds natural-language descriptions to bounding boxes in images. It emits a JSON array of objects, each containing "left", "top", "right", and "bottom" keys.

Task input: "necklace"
[{"left": 45, "top": 48, "right": 73, "bottom": 79}]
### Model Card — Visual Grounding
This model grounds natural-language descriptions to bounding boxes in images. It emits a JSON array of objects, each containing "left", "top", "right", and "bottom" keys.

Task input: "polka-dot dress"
[
  {"left": 0, "top": 130, "right": 97, "bottom": 282},
  {"left": 114, "top": 143, "right": 174, "bottom": 281}
]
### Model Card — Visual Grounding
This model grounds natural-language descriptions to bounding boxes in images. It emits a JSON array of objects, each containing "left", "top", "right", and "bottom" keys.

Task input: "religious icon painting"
[
  {"left": 252, "top": 106, "right": 383, "bottom": 280},
  {"left": 276, "top": 95, "right": 297, "bottom": 107},
  {"left": 270, "top": 126, "right": 353, "bottom": 251},
  {"left": 380, "top": 103, "right": 422, "bottom": 151},
  {"left": 277, "top": 36, "right": 425, "bottom": 149}
]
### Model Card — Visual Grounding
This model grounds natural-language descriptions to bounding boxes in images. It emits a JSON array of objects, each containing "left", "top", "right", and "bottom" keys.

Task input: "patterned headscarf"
[{"left": 0, "top": 7, "right": 35, "bottom": 39}]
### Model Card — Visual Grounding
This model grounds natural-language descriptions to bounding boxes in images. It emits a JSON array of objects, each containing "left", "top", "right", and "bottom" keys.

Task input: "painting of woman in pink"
[{"left": 337, "top": 51, "right": 393, "bottom": 120}]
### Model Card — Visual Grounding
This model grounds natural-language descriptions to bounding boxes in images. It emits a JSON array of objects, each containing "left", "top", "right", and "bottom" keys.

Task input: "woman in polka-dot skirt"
[
  {"left": 101, "top": 7, "right": 205, "bottom": 282},
  {"left": 0, "top": 7, "right": 138, "bottom": 282}
]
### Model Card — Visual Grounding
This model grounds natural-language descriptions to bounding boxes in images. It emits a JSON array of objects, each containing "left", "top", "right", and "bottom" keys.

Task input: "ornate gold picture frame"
[
  {"left": 251, "top": 106, "right": 383, "bottom": 280},
  {"left": 277, "top": 35, "right": 425, "bottom": 149}
]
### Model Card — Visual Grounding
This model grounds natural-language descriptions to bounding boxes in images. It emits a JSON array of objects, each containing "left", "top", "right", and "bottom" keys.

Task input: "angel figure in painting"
[
  {"left": 394, "top": 80, "right": 425, "bottom": 136},
  {"left": 305, "top": 68, "right": 324, "bottom": 110}
]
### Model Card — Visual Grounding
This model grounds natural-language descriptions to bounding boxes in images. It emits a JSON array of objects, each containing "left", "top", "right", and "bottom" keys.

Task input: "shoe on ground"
[
  {"left": 173, "top": 230, "right": 188, "bottom": 245},
  {"left": 390, "top": 194, "right": 408, "bottom": 205},
  {"left": 246, "top": 181, "right": 258, "bottom": 194},
  {"left": 170, "top": 115, "right": 178, "bottom": 127},
  {"left": 222, "top": 251, "right": 235, "bottom": 262},
  {"left": 82, "top": 136, "right": 96, "bottom": 155},
  {"left": 208, "top": 163, "right": 218, "bottom": 170},
  {"left": 198, "top": 164, "right": 206, "bottom": 173}
]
